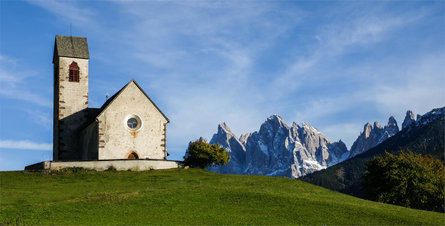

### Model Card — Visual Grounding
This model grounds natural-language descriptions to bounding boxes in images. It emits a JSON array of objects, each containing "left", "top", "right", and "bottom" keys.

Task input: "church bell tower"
[{"left": 53, "top": 35, "right": 90, "bottom": 160}]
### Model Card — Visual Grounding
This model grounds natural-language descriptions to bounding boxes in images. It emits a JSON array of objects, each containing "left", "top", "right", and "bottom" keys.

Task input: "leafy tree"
[
  {"left": 183, "top": 138, "right": 230, "bottom": 169},
  {"left": 363, "top": 150, "right": 445, "bottom": 212}
]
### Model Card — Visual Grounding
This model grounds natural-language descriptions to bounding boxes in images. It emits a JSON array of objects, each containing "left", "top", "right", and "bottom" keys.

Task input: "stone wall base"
[{"left": 25, "top": 159, "right": 184, "bottom": 171}]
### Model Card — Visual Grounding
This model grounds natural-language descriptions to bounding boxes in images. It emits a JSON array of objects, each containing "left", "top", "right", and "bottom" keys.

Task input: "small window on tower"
[{"left": 69, "top": 62, "right": 80, "bottom": 82}]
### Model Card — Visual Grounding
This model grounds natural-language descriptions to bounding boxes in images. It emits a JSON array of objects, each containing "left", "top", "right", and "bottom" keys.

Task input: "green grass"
[{"left": 1, "top": 168, "right": 444, "bottom": 225}]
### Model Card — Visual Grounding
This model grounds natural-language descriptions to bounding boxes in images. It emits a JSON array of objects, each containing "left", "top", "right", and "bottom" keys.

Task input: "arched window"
[{"left": 69, "top": 62, "right": 80, "bottom": 82}]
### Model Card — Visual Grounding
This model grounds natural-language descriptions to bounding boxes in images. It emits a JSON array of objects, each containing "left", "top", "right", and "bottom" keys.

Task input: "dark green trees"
[
  {"left": 363, "top": 150, "right": 445, "bottom": 212},
  {"left": 184, "top": 138, "right": 230, "bottom": 169}
]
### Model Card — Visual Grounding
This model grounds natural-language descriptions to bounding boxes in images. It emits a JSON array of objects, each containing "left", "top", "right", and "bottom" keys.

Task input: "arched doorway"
[{"left": 127, "top": 151, "right": 139, "bottom": 159}]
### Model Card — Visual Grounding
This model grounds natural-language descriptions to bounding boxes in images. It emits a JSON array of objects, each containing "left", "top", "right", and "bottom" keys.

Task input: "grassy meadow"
[{"left": 1, "top": 168, "right": 444, "bottom": 225}]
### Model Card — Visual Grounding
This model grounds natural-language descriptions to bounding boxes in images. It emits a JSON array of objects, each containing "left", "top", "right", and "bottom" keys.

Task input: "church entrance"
[{"left": 127, "top": 151, "right": 139, "bottom": 159}]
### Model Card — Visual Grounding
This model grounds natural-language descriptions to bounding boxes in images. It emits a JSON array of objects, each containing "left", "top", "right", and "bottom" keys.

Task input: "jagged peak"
[
  {"left": 388, "top": 116, "right": 397, "bottom": 125},
  {"left": 402, "top": 110, "right": 416, "bottom": 129},
  {"left": 264, "top": 114, "right": 289, "bottom": 128},
  {"left": 267, "top": 114, "right": 285, "bottom": 121},
  {"left": 239, "top": 133, "right": 251, "bottom": 144},
  {"left": 301, "top": 122, "right": 322, "bottom": 135},
  {"left": 218, "top": 122, "right": 233, "bottom": 134},
  {"left": 373, "top": 121, "right": 382, "bottom": 129},
  {"left": 363, "top": 122, "right": 372, "bottom": 130}
]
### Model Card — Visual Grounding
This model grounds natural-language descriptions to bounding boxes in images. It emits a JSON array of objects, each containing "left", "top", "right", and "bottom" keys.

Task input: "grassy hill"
[{"left": 1, "top": 168, "right": 444, "bottom": 225}]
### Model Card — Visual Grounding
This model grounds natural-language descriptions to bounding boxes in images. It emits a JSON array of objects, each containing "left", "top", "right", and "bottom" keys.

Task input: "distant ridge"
[{"left": 300, "top": 107, "right": 445, "bottom": 197}]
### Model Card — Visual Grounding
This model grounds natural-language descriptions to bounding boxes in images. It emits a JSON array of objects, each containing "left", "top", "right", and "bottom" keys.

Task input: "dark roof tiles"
[{"left": 53, "top": 35, "right": 89, "bottom": 62}]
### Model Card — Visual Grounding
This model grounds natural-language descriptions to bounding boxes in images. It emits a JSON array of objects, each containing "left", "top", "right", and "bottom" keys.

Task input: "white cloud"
[
  {"left": 26, "top": 0, "right": 93, "bottom": 27},
  {"left": 271, "top": 11, "right": 422, "bottom": 94},
  {"left": 0, "top": 55, "right": 52, "bottom": 107},
  {"left": 24, "top": 1, "right": 444, "bottom": 161},
  {"left": 0, "top": 140, "right": 52, "bottom": 151}
]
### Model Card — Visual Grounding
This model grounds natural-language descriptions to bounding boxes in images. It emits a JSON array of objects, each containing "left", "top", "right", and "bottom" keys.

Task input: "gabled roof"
[
  {"left": 97, "top": 79, "right": 170, "bottom": 123},
  {"left": 53, "top": 35, "right": 89, "bottom": 63}
]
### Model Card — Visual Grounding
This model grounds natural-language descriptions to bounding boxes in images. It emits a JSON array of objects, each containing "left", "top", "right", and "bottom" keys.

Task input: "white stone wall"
[
  {"left": 58, "top": 57, "right": 89, "bottom": 119},
  {"left": 97, "top": 82, "right": 168, "bottom": 160},
  {"left": 54, "top": 57, "right": 89, "bottom": 160},
  {"left": 26, "top": 160, "right": 182, "bottom": 171}
]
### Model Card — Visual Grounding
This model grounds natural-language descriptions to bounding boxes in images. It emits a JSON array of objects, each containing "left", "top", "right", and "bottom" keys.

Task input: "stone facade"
[
  {"left": 96, "top": 82, "right": 168, "bottom": 160},
  {"left": 53, "top": 56, "right": 89, "bottom": 160},
  {"left": 52, "top": 35, "right": 169, "bottom": 162}
]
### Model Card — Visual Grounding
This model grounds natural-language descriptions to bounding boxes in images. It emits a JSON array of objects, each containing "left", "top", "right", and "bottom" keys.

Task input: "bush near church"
[
  {"left": 184, "top": 138, "right": 230, "bottom": 169},
  {"left": 363, "top": 150, "right": 445, "bottom": 212}
]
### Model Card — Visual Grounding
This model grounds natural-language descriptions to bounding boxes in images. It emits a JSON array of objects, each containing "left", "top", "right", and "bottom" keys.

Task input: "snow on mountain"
[
  {"left": 208, "top": 115, "right": 349, "bottom": 178},
  {"left": 414, "top": 107, "right": 445, "bottom": 126},
  {"left": 206, "top": 107, "right": 444, "bottom": 179}
]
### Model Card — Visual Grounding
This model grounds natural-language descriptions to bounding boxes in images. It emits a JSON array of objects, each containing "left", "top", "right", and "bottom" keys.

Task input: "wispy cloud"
[
  {"left": 362, "top": 52, "right": 445, "bottom": 117},
  {"left": 272, "top": 9, "right": 423, "bottom": 94},
  {"left": 23, "top": 1, "right": 444, "bottom": 161},
  {"left": 26, "top": 0, "right": 93, "bottom": 27},
  {"left": 0, "top": 140, "right": 52, "bottom": 151},
  {"left": 0, "top": 55, "right": 52, "bottom": 107}
]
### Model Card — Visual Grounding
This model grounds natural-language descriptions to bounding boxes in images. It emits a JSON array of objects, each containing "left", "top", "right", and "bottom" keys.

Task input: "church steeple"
[{"left": 53, "top": 35, "right": 90, "bottom": 161}]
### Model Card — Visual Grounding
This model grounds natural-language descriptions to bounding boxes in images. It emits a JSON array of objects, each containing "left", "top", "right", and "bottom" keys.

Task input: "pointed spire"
[{"left": 402, "top": 110, "right": 416, "bottom": 129}]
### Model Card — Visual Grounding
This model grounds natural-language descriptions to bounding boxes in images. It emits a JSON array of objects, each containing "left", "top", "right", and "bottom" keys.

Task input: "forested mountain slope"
[{"left": 300, "top": 107, "right": 445, "bottom": 197}]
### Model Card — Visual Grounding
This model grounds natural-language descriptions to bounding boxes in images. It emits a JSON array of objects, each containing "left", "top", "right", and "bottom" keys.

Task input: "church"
[{"left": 26, "top": 35, "right": 182, "bottom": 171}]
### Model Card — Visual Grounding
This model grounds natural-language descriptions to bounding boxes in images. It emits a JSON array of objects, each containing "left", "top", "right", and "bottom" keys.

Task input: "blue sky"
[{"left": 0, "top": 1, "right": 444, "bottom": 171}]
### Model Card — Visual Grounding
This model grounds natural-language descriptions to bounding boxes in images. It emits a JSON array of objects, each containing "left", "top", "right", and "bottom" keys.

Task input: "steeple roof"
[{"left": 53, "top": 35, "right": 89, "bottom": 63}]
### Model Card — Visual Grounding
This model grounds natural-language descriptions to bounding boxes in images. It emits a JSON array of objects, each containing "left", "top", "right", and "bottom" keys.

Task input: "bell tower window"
[{"left": 69, "top": 62, "right": 80, "bottom": 82}]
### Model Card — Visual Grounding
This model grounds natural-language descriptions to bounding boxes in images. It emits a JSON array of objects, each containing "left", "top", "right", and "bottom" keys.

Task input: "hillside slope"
[
  {"left": 300, "top": 107, "right": 445, "bottom": 198},
  {"left": 1, "top": 169, "right": 443, "bottom": 225}
]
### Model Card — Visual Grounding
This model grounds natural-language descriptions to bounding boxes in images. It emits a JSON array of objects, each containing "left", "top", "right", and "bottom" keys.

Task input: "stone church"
[{"left": 26, "top": 35, "right": 181, "bottom": 171}]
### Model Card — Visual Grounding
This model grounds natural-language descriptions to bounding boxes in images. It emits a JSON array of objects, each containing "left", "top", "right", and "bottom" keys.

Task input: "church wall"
[
  {"left": 81, "top": 121, "right": 98, "bottom": 160},
  {"left": 58, "top": 57, "right": 89, "bottom": 117},
  {"left": 26, "top": 160, "right": 182, "bottom": 171},
  {"left": 55, "top": 57, "right": 89, "bottom": 160},
  {"left": 97, "top": 82, "right": 168, "bottom": 160}
]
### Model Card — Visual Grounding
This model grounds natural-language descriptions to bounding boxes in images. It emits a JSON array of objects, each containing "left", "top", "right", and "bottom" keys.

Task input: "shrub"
[
  {"left": 363, "top": 150, "right": 445, "bottom": 212},
  {"left": 183, "top": 138, "right": 230, "bottom": 169}
]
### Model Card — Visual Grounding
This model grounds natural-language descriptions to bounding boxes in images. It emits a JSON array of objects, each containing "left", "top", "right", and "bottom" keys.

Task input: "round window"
[
  {"left": 125, "top": 115, "right": 142, "bottom": 131},
  {"left": 127, "top": 118, "right": 139, "bottom": 129}
]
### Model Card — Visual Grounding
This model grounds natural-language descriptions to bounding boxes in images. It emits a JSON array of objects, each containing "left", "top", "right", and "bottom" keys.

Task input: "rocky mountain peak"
[
  {"left": 388, "top": 116, "right": 397, "bottom": 126},
  {"left": 402, "top": 110, "right": 416, "bottom": 129},
  {"left": 218, "top": 122, "right": 234, "bottom": 135},
  {"left": 349, "top": 117, "right": 398, "bottom": 159},
  {"left": 414, "top": 107, "right": 445, "bottom": 127},
  {"left": 373, "top": 121, "right": 383, "bottom": 129},
  {"left": 239, "top": 133, "right": 251, "bottom": 146},
  {"left": 265, "top": 114, "right": 289, "bottom": 128},
  {"left": 363, "top": 123, "right": 373, "bottom": 138},
  {"left": 207, "top": 115, "right": 348, "bottom": 178},
  {"left": 384, "top": 116, "right": 399, "bottom": 135}
]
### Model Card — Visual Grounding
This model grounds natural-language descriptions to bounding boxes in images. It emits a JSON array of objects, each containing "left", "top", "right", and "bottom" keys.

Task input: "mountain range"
[
  {"left": 300, "top": 107, "right": 444, "bottom": 197},
  {"left": 206, "top": 107, "right": 444, "bottom": 179}
]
